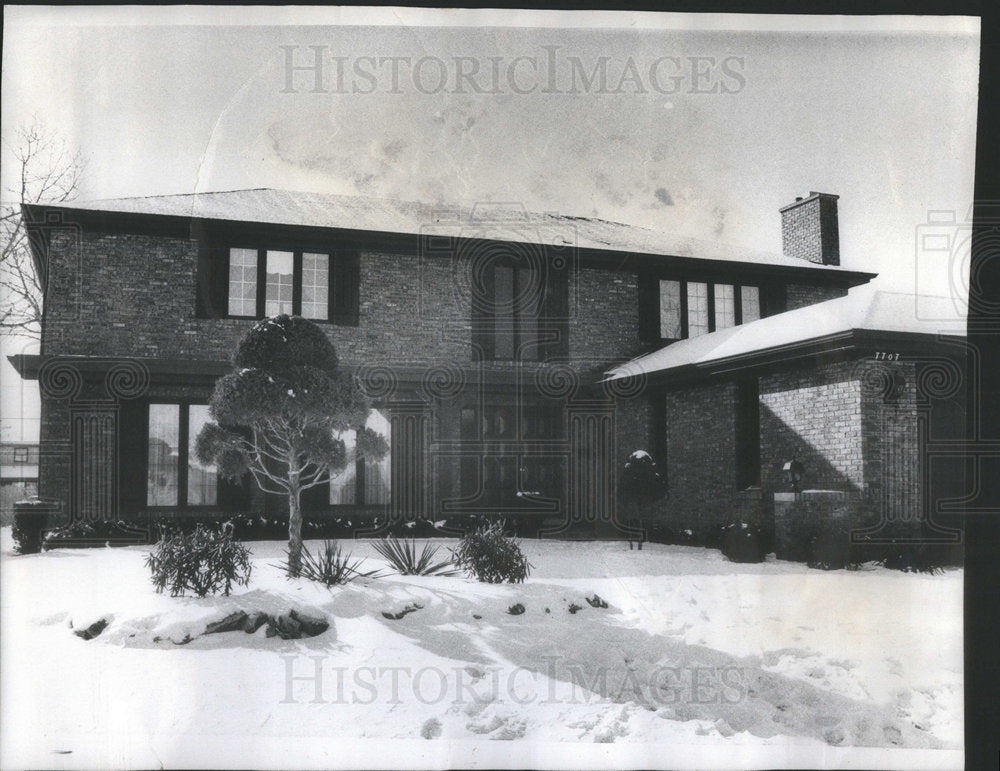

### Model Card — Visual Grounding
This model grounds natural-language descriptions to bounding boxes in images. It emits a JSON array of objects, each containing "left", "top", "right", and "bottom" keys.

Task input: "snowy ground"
[{"left": 1, "top": 528, "right": 962, "bottom": 770}]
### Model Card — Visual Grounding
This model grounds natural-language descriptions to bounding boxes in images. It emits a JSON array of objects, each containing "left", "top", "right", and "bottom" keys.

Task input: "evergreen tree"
[{"left": 197, "top": 315, "right": 387, "bottom": 576}]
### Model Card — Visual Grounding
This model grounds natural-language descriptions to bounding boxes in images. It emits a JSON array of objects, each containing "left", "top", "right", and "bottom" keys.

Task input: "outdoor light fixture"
[{"left": 782, "top": 459, "right": 804, "bottom": 492}]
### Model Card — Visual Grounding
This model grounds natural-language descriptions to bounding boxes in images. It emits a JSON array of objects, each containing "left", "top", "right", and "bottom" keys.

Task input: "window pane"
[
  {"left": 364, "top": 409, "right": 391, "bottom": 504},
  {"left": 265, "top": 250, "right": 294, "bottom": 316},
  {"left": 187, "top": 405, "right": 217, "bottom": 506},
  {"left": 493, "top": 265, "right": 515, "bottom": 360},
  {"left": 301, "top": 252, "right": 329, "bottom": 320},
  {"left": 517, "top": 267, "right": 540, "bottom": 360},
  {"left": 147, "top": 404, "right": 179, "bottom": 506},
  {"left": 329, "top": 428, "right": 358, "bottom": 504},
  {"left": 687, "top": 281, "right": 709, "bottom": 337},
  {"left": 741, "top": 285, "right": 761, "bottom": 323},
  {"left": 659, "top": 280, "right": 682, "bottom": 338},
  {"left": 714, "top": 283, "right": 735, "bottom": 330},
  {"left": 228, "top": 248, "right": 257, "bottom": 316}
]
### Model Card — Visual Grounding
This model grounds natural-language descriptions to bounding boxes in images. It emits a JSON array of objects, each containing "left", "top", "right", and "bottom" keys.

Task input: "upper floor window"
[
  {"left": 264, "top": 250, "right": 295, "bottom": 316},
  {"left": 646, "top": 277, "right": 762, "bottom": 342},
  {"left": 741, "top": 285, "right": 761, "bottom": 323},
  {"left": 201, "top": 238, "right": 358, "bottom": 325},
  {"left": 659, "top": 280, "right": 682, "bottom": 339},
  {"left": 687, "top": 281, "right": 710, "bottom": 337},
  {"left": 13, "top": 447, "right": 28, "bottom": 463},
  {"left": 301, "top": 253, "right": 331, "bottom": 320},
  {"left": 492, "top": 262, "right": 541, "bottom": 360},
  {"left": 472, "top": 256, "right": 568, "bottom": 362},
  {"left": 228, "top": 249, "right": 258, "bottom": 317}
]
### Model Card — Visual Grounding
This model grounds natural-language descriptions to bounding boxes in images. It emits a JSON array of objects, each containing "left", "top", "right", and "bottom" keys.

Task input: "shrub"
[
  {"left": 451, "top": 520, "right": 532, "bottom": 583},
  {"left": 620, "top": 451, "right": 668, "bottom": 511},
  {"left": 12, "top": 508, "right": 47, "bottom": 554},
  {"left": 808, "top": 516, "right": 858, "bottom": 570},
  {"left": 372, "top": 536, "right": 459, "bottom": 576},
  {"left": 145, "top": 524, "right": 253, "bottom": 597},
  {"left": 297, "top": 541, "right": 382, "bottom": 586},
  {"left": 875, "top": 541, "right": 949, "bottom": 574},
  {"left": 720, "top": 521, "right": 766, "bottom": 563}
]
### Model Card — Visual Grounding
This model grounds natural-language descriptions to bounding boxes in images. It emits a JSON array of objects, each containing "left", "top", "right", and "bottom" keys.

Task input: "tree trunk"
[{"left": 287, "top": 473, "right": 304, "bottom": 576}]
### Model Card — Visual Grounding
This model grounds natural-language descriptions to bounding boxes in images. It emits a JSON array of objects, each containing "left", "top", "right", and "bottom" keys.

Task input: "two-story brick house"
[{"left": 9, "top": 189, "right": 964, "bottom": 542}]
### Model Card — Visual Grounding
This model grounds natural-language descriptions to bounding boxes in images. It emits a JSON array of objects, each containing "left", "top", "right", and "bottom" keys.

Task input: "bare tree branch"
[{"left": 1, "top": 119, "right": 85, "bottom": 339}]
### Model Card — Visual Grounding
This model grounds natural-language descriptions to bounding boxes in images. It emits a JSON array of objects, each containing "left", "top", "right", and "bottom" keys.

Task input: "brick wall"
[
  {"left": 42, "top": 231, "right": 474, "bottom": 364},
  {"left": 785, "top": 283, "right": 848, "bottom": 311},
  {"left": 858, "top": 359, "right": 921, "bottom": 533},
  {"left": 569, "top": 268, "right": 644, "bottom": 364},
  {"left": 42, "top": 229, "right": 652, "bottom": 370},
  {"left": 759, "top": 361, "right": 864, "bottom": 498},
  {"left": 655, "top": 381, "right": 739, "bottom": 530}
]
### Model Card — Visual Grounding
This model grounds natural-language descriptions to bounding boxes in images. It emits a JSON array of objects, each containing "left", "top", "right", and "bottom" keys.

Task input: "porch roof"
[{"left": 604, "top": 285, "right": 967, "bottom": 382}]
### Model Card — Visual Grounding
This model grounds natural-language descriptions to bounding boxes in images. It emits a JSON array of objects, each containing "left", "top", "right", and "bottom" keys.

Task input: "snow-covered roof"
[
  {"left": 605, "top": 285, "right": 967, "bottom": 380},
  {"left": 56, "top": 188, "right": 861, "bottom": 271}
]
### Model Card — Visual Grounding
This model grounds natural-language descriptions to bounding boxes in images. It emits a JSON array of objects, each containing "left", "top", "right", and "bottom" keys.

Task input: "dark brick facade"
[
  {"left": 760, "top": 361, "right": 865, "bottom": 497},
  {"left": 786, "top": 283, "right": 849, "bottom": 311},
  {"left": 656, "top": 381, "right": 739, "bottom": 531},
  {"left": 31, "top": 209, "right": 871, "bottom": 530},
  {"left": 639, "top": 355, "right": 963, "bottom": 544}
]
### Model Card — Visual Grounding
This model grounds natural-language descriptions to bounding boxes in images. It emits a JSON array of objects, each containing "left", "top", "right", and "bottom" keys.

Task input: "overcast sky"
[{"left": 0, "top": 7, "right": 981, "bottom": 440}]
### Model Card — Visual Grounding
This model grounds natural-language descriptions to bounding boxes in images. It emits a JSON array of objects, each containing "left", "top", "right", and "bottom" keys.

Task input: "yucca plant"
[
  {"left": 372, "top": 536, "right": 460, "bottom": 576},
  {"left": 290, "top": 541, "right": 383, "bottom": 586}
]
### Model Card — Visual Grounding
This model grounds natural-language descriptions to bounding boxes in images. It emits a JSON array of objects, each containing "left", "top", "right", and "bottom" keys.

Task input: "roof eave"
[
  {"left": 24, "top": 201, "right": 877, "bottom": 286},
  {"left": 610, "top": 328, "right": 967, "bottom": 389}
]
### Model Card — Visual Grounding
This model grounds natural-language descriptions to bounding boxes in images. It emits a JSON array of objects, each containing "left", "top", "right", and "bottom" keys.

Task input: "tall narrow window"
[
  {"left": 228, "top": 248, "right": 258, "bottom": 316},
  {"left": 265, "top": 250, "right": 294, "bottom": 316},
  {"left": 301, "top": 252, "right": 330, "bottom": 320},
  {"left": 687, "top": 282, "right": 709, "bottom": 337},
  {"left": 659, "top": 280, "right": 682, "bottom": 339},
  {"left": 330, "top": 409, "right": 392, "bottom": 505},
  {"left": 736, "top": 379, "right": 761, "bottom": 489},
  {"left": 714, "top": 283, "right": 736, "bottom": 330},
  {"left": 493, "top": 265, "right": 516, "bottom": 360},
  {"left": 147, "top": 404, "right": 179, "bottom": 506},
  {"left": 187, "top": 405, "right": 218, "bottom": 506},
  {"left": 329, "top": 428, "right": 358, "bottom": 505},
  {"left": 741, "top": 285, "right": 761, "bottom": 322},
  {"left": 363, "top": 409, "right": 392, "bottom": 504}
]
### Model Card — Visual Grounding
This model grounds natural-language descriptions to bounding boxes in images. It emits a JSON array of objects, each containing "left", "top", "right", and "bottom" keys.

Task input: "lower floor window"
[
  {"left": 147, "top": 403, "right": 218, "bottom": 506},
  {"left": 329, "top": 409, "right": 392, "bottom": 505}
]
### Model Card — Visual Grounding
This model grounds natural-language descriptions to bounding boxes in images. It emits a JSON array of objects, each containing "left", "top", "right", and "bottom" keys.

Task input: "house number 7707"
[{"left": 874, "top": 352, "right": 901, "bottom": 360}]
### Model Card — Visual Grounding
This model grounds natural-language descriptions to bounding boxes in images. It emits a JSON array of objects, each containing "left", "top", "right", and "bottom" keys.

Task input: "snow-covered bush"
[
  {"left": 297, "top": 541, "right": 382, "bottom": 586},
  {"left": 44, "top": 518, "right": 151, "bottom": 549},
  {"left": 451, "top": 520, "right": 532, "bottom": 583},
  {"left": 620, "top": 450, "right": 667, "bottom": 514},
  {"left": 720, "top": 521, "right": 766, "bottom": 563},
  {"left": 145, "top": 524, "right": 252, "bottom": 597}
]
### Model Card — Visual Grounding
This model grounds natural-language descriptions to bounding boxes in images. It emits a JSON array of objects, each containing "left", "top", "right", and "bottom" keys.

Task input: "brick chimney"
[{"left": 779, "top": 192, "right": 840, "bottom": 266}]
